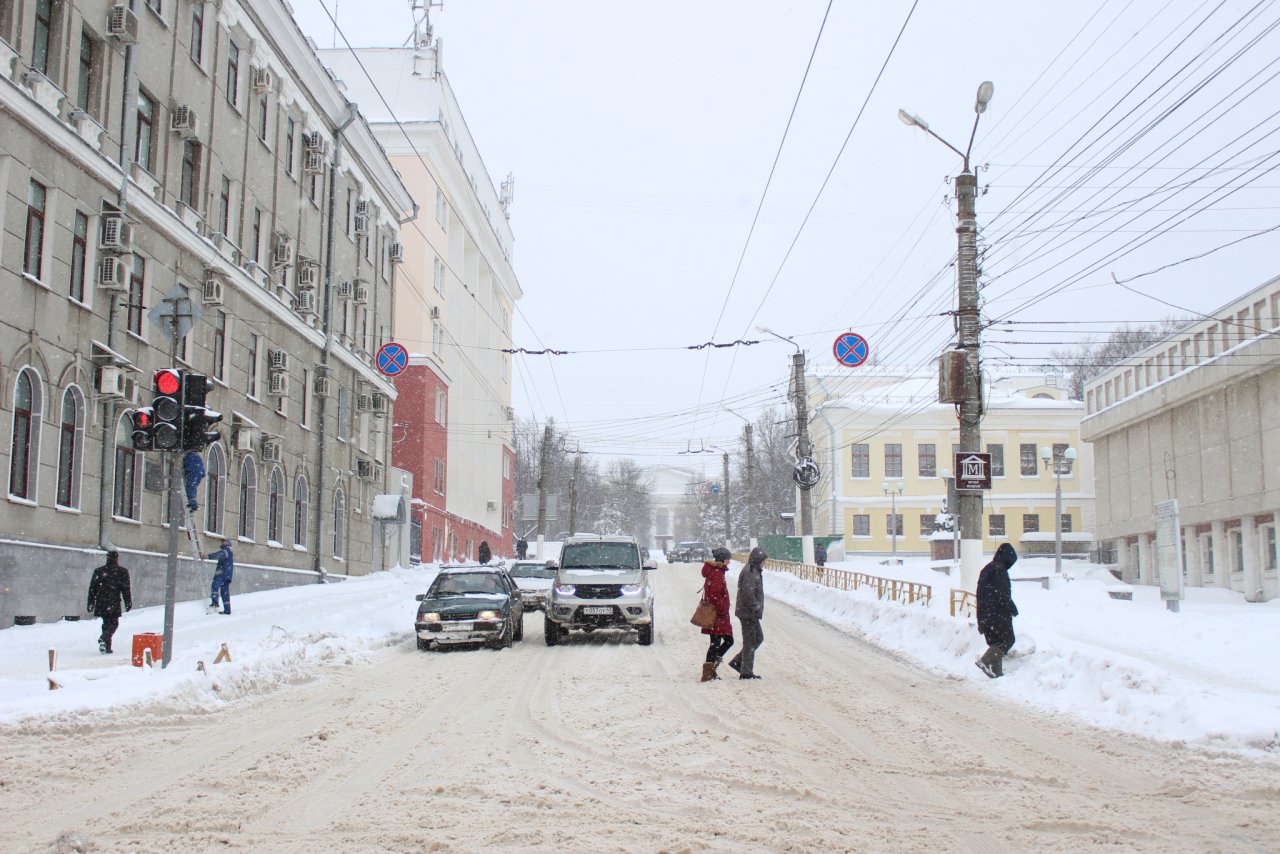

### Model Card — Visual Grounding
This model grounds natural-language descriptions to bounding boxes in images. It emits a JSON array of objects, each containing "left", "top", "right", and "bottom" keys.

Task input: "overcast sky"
[{"left": 294, "top": 1, "right": 1280, "bottom": 474}]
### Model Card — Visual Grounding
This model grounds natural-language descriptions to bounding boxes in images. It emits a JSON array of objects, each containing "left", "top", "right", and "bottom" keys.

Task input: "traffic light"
[
  {"left": 181, "top": 372, "right": 222, "bottom": 451},
  {"left": 152, "top": 368, "right": 184, "bottom": 451},
  {"left": 129, "top": 407, "right": 154, "bottom": 451}
]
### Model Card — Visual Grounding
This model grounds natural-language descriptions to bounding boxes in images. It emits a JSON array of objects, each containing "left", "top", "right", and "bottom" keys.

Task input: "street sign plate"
[
  {"left": 375, "top": 342, "right": 409, "bottom": 377},
  {"left": 148, "top": 284, "right": 201, "bottom": 342},
  {"left": 954, "top": 452, "right": 992, "bottom": 490},
  {"left": 833, "top": 332, "right": 870, "bottom": 368}
]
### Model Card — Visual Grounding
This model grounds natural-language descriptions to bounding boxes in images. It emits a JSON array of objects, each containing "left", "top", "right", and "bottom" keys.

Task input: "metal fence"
[{"left": 748, "top": 556, "right": 932, "bottom": 607}]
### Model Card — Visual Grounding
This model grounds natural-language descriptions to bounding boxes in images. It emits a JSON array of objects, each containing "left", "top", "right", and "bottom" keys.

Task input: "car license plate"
[{"left": 581, "top": 606, "right": 612, "bottom": 615}]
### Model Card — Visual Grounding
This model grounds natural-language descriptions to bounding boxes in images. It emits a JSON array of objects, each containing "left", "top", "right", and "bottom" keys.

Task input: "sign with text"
[
  {"left": 954, "top": 452, "right": 992, "bottom": 491},
  {"left": 1154, "top": 499, "right": 1184, "bottom": 608}
]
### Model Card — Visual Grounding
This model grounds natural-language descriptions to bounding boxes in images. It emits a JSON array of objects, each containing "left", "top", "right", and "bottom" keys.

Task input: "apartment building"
[
  {"left": 807, "top": 367, "right": 1094, "bottom": 558},
  {"left": 0, "top": 0, "right": 413, "bottom": 625},
  {"left": 1081, "top": 276, "right": 1280, "bottom": 601}
]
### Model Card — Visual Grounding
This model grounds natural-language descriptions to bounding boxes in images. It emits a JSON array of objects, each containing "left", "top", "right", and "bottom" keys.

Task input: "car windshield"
[
  {"left": 430, "top": 572, "right": 503, "bottom": 596},
  {"left": 560, "top": 542, "right": 640, "bottom": 570},
  {"left": 509, "top": 564, "right": 556, "bottom": 579}
]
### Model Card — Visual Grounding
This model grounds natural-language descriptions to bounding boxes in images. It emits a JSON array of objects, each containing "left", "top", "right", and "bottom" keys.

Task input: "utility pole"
[
  {"left": 793, "top": 350, "right": 815, "bottom": 565},
  {"left": 743, "top": 423, "right": 756, "bottom": 547},
  {"left": 722, "top": 451, "right": 730, "bottom": 551},
  {"left": 535, "top": 423, "right": 551, "bottom": 559},
  {"left": 568, "top": 451, "right": 582, "bottom": 536}
]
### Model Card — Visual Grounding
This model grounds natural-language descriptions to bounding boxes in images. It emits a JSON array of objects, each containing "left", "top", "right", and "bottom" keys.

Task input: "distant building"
[
  {"left": 645, "top": 464, "right": 702, "bottom": 553},
  {"left": 806, "top": 368, "right": 1095, "bottom": 559},
  {"left": 1081, "top": 276, "right": 1280, "bottom": 601}
]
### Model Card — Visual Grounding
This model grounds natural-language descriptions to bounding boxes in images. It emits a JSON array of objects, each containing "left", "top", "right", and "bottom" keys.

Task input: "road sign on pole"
[
  {"left": 375, "top": 342, "right": 409, "bottom": 377},
  {"left": 833, "top": 332, "right": 870, "bottom": 367},
  {"left": 148, "top": 284, "right": 201, "bottom": 341}
]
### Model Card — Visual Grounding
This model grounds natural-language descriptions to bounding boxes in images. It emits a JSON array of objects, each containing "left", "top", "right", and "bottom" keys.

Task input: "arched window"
[
  {"left": 293, "top": 474, "right": 309, "bottom": 548},
  {"left": 112, "top": 414, "right": 141, "bottom": 519},
  {"left": 267, "top": 466, "right": 284, "bottom": 544},
  {"left": 238, "top": 455, "right": 257, "bottom": 541},
  {"left": 55, "top": 386, "right": 85, "bottom": 509},
  {"left": 8, "top": 367, "right": 43, "bottom": 500},
  {"left": 332, "top": 487, "right": 346, "bottom": 559},
  {"left": 204, "top": 444, "right": 226, "bottom": 534}
]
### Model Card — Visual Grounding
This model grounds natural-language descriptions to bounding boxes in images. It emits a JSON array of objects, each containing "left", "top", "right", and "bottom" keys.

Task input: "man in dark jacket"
[
  {"left": 182, "top": 450, "right": 205, "bottom": 512},
  {"left": 87, "top": 550, "right": 132, "bottom": 654},
  {"left": 975, "top": 542, "right": 1019, "bottom": 678},
  {"left": 516, "top": 538, "right": 528, "bottom": 559},
  {"left": 208, "top": 539, "right": 234, "bottom": 614},
  {"left": 728, "top": 547, "right": 766, "bottom": 680},
  {"left": 478, "top": 541, "right": 492, "bottom": 564}
]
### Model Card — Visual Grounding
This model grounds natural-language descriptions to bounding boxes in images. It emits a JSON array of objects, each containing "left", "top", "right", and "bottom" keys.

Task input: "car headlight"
[
  {"left": 620, "top": 584, "right": 644, "bottom": 596},
  {"left": 554, "top": 584, "right": 576, "bottom": 596},
  {"left": 418, "top": 612, "right": 440, "bottom": 622},
  {"left": 477, "top": 610, "right": 499, "bottom": 620}
]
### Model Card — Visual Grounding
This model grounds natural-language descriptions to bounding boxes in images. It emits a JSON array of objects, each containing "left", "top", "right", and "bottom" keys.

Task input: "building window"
[
  {"left": 285, "top": 117, "right": 296, "bottom": 177},
  {"left": 435, "top": 188, "right": 447, "bottom": 228},
  {"left": 1020, "top": 444, "right": 1038, "bottom": 476},
  {"left": 69, "top": 211, "right": 89, "bottom": 302},
  {"left": 333, "top": 488, "right": 346, "bottom": 559},
  {"left": 112, "top": 414, "right": 140, "bottom": 519},
  {"left": 127, "top": 255, "right": 145, "bottom": 336},
  {"left": 267, "top": 467, "right": 284, "bottom": 544},
  {"left": 919, "top": 514, "right": 935, "bottom": 536},
  {"left": 32, "top": 0, "right": 55, "bottom": 76},
  {"left": 337, "top": 387, "right": 350, "bottom": 441},
  {"left": 431, "top": 320, "right": 443, "bottom": 356},
  {"left": 190, "top": 2, "right": 204, "bottom": 64},
  {"left": 204, "top": 444, "right": 225, "bottom": 534},
  {"left": 433, "top": 458, "right": 445, "bottom": 494},
  {"left": 918, "top": 444, "right": 936, "bottom": 478},
  {"left": 258, "top": 94, "right": 269, "bottom": 142},
  {"left": 851, "top": 514, "right": 870, "bottom": 537},
  {"left": 851, "top": 443, "right": 869, "bottom": 478},
  {"left": 135, "top": 90, "right": 157, "bottom": 172},
  {"left": 9, "top": 367, "right": 43, "bottom": 500},
  {"left": 250, "top": 208, "right": 263, "bottom": 264},
  {"left": 238, "top": 454, "right": 256, "bottom": 540},
  {"left": 76, "top": 30, "right": 100, "bottom": 116},
  {"left": 145, "top": 0, "right": 162, "bottom": 15},
  {"left": 1060, "top": 514, "right": 1073, "bottom": 533},
  {"left": 884, "top": 443, "right": 902, "bottom": 479},
  {"left": 1023, "top": 514, "right": 1040, "bottom": 534},
  {"left": 226, "top": 38, "right": 240, "bottom": 107},
  {"left": 247, "top": 333, "right": 259, "bottom": 398},
  {"left": 886, "top": 514, "right": 903, "bottom": 537},
  {"left": 179, "top": 140, "right": 201, "bottom": 208},
  {"left": 989, "top": 514, "right": 1005, "bottom": 537},
  {"left": 212, "top": 310, "right": 226, "bottom": 381},
  {"left": 433, "top": 255, "right": 444, "bottom": 293},
  {"left": 24, "top": 180, "right": 47, "bottom": 280},
  {"left": 1052, "top": 443, "right": 1069, "bottom": 465},
  {"left": 294, "top": 475, "right": 309, "bottom": 547},
  {"left": 301, "top": 368, "right": 310, "bottom": 427},
  {"left": 55, "top": 386, "right": 85, "bottom": 508},
  {"left": 434, "top": 388, "right": 446, "bottom": 425},
  {"left": 310, "top": 172, "right": 321, "bottom": 204},
  {"left": 988, "top": 443, "right": 1004, "bottom": 477},
  {"left": 217, "top": 175, "right": 231, "bottom": 235}
]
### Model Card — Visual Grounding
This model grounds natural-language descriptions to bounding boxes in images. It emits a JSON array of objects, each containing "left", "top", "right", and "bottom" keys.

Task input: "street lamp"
[
  {"left": 724, "top": 407, "right": 756, "bottom": 547},
  {"left": 1040, "top": 446, "right": 1078, "bottom": 576},
  {"left": 755, "top": 325, "right": 815, "bottom": 564},
  {"left": 882, "top": 481, "right": 904, "bottom": 565},
  {"left": 898, "top": 80, "right": 994, "bottom": 593}
]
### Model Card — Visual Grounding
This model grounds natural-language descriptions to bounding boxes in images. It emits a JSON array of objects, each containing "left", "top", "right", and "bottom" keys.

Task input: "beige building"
[
  {"left": 1081, "top": 276, "right": 1280, "bottom": 601},
  {"left": 807, "top": 367, "right": 1094, "bottom": 559}
]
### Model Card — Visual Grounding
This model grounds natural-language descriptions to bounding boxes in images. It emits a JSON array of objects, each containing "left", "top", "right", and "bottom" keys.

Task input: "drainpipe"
[{"left": 311, "top": 104, "right": 359, "bottom": 578}]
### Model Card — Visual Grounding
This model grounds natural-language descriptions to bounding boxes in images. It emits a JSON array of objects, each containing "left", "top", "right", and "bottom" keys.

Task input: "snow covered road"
[{"left": 3, "top": 564, "right": 1278, "bottom": 853}]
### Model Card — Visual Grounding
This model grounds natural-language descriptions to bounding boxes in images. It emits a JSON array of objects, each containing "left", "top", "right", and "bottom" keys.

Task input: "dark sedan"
[{"left": 414, "top": 565, "right": 524, "bottom": 650}]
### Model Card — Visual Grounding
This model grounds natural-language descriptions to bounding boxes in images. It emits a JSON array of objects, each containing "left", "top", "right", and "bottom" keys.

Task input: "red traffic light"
[
  {"left": 136, "top": 411, "right": 150, "bottom": 427},
  {"left": 155, "top": 369, "right": 181, "bottom": 396}
]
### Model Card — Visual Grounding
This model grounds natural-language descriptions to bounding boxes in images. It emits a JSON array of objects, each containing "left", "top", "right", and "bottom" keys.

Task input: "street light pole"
[
  {"left": 899, "top": 81, "right": 994, "bottom": 592},
  {"left": 883, "top": 481, "right": 904, "bottom": 564},
  {"left": 722, "top": 450, "right": 730, "bottom": 551},
  {"left": 1041, "top": 446, "right": 1077, "bottom": 576},
  {"left": 757, "top": 326, "right": 815, "bottom": 564},
  {"left": 724, "top": 408, "right": 756, "bottom": 548}
]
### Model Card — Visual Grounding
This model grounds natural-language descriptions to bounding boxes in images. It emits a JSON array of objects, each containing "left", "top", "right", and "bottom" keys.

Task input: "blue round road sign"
[
  {"left": 375, "top": 342, "right": 409, "bottom": 377},
  {"left": 833, "top": 332, "right": 870, "bottom": 368}
]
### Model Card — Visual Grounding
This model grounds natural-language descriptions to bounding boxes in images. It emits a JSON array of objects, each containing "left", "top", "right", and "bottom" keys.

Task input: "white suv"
[{"left": 544, "top": 534, "right": 658, "bottom": 646}]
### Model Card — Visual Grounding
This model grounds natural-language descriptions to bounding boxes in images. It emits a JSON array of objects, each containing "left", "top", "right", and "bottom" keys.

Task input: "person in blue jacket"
[
  {"left": 208, "top": 539, "right": 234, "bottom": 614},
  {"left": 182, "top": 450, "right": 205, "bottom": 512}
]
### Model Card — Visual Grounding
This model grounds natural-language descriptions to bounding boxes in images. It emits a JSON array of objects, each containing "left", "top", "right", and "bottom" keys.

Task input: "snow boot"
[
  {"left": 98, "top": 639, "right": 107, "bottom": 655},
  {"left": 976, "top": 646, "right": 1003, "bottom": 679},
  {"left": 739, "top": 673, "right": 761, "bottom": 680},
  {"left": 700, "top": 662, "right": 716, "bottom": 682},
  {"left": 727, "top": 656, "right": 741, "bottom": 674},
  {"left": 711, "top": 658, "right": 724, "bottom": 680}
]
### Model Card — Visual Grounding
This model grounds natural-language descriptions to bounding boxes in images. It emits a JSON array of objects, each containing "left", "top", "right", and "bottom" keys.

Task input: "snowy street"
[{"left": 2, "top": 563, "right": 1278, "bottom": 852}]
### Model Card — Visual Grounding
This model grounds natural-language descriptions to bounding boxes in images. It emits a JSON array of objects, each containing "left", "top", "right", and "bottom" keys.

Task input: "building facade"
[
  {"left": 807, "top": 368, "right": 1094, "bottom": 559},
  {"left": 1, "top": 0, "right": 413, "bottom": 625},
  {"left": 318, "top": 39, "right": 520, "bottom": 563},
  {"left": 1081, "top": 276, "right": 1280, "bottom": 601}
]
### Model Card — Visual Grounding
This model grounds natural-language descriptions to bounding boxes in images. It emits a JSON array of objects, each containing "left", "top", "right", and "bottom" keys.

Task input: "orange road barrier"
[
  {"left": 763, "top": 559, "right": 932, "bottom": 607},
  {"left": 213, "top": 643, "right": 232, "bottom": 664},
  {"left": 132, "top": 633, "right": 163, "bottom": 668}
]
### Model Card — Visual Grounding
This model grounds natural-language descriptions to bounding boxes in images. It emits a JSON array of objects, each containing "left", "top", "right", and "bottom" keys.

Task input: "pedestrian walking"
[
  {"left": 699, "top": 547, "right": 734, "bottom": 682},
  {"left": 728, "top": 546, "right": 766, "bottom": 680},
  {"left": 478, "top": 540, "right": 492, "bottom": 564},
  {"left": 208, "top": 539, "right": 235, "bottom": 614},
  {"left": 86, "top": 550, "right": 132, "bottom": 654},
  {"left": 814, "top": 542, "right": 827, "bottom": 567},
  {"left": 182, "top": 450, "right": 205, "bottom": 512},
  {"left": 516, "top": 538, "right": 528, "bottom": 559},
  {"left": 975, "top": 542, "right": 1019, "bottom": 678}
]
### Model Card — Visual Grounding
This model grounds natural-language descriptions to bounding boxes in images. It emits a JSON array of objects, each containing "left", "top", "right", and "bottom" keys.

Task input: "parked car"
[
  {"left": 668, "top": 541, "right": 709, "bottom": 563},
  {"left": 414, "top": 564, "right": 524, "bottom": 650},
  {"left": 508, "top": 560, "right": 557, "bottom": 611},
  {"left": 544, "top": 534, "right": 658, "bottom": 646}
]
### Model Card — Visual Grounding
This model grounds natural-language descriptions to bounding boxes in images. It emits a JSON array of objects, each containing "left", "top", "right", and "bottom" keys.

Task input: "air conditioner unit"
[
  {"left": 100, "top": 214, "right": 131, "bottom": 252},
  {"left": 303, "top": 150, "right": 325, "bottom": 175},
  {"left": 353, "top": 213, "right": 370, "bottom": 236},
  {"left": 336, "top": 280, "right": 353, "bottom": 299},
  {"left": 268, "top": 371, "right": 289, "bottom": 397},
  {"left": 356, "top": 459, "right": 374, "bottom": 479},
  {"left": 430, "top": 306, "right": 440, "bottom": 319},
  {"left": 371, "top": 393, "right": 388, "bottom": 414},
  {"left": 272, "top": 236, "right": 292, "bottom": 268},
  {"left": 98, "top": 366, "right": 127, "bottom": 398},
  {"left": 107, "top": 5, "right": 138, "bottom": 42},
  {"left": 202, "top": 274, "right": 224, "bottom": 305},
  {"left": 486, "top": 499, "right": 497, "bottom": 511},
  {"left": 294, "top": 288, "right": 317, "bottom": 315},
  {"left": 269, "top": 349, "right": 289, "bottom": 373},
  {"left": 97, "top": 256, "right": 128, "bottom": 291},
  {"left": 313, "top": 374, "right": 333, "bottom": 398},
  {"left": 353, "top": 285, "right": 369, "bottom": 305},
  {"left": 251, "top": 67, "right": 275, "bottom": 93},
  {"left": 260, "top": 441, "right": 282, "bottom": 464},
  {"left": 236, "top": 430, "right": 254, "bottom": 453},
  {"left": 296, "top": 264, "right": 318, "bottom": 288},
  {"left": 303, "top": 130, "right": 325, "bottom": 152},
  {"left": 356, "top": 393, "right": 373, "bottom": 413},
  {"left": 170, "top": 105, "right": 199, "bottom": 136},
  {"left": 389, "top": 242, "right": 404, "bottom": 263}
]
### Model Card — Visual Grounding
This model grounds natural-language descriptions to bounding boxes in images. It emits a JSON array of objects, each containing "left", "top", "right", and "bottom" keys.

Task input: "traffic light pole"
[{"left": 160, "top": 300, "right": 189, "bottom": 668}]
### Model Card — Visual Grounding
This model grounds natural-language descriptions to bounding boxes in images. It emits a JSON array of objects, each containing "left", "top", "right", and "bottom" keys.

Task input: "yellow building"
[{"left": 807, "top": 368, "right": 1094, "bottom": 558}]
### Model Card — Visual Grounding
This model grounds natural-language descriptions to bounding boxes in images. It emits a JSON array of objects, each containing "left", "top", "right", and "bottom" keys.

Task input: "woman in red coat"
[{"left": 700, "top": 547, "right": 735, "bottom": 681}]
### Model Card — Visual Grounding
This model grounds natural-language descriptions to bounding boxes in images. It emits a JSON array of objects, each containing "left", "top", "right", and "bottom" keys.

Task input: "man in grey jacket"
[{"left": 728, "top": 547, "right": 766, "bottom": 680}]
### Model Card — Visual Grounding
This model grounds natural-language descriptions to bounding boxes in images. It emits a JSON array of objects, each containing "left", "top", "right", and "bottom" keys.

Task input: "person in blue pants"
[
  {"left": 182, "top": 450, "right": 205, "bottom": 512},
  {"left": 208, "top": 539, "right": 234, "bottom": 614}
]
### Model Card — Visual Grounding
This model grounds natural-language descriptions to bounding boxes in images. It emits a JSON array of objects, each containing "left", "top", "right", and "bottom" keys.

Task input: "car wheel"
[
  {"left": 638, "top": 616, "right": 654, "bottom": 646},
  {"left": 513, "top": 613, "right": 524, "bottom": 642},
  {"left": 490, "top": 622, "right": 512, "bottom": 651},
  {"left": 544, "top": 613, "right": 559, "bottom": 646},
  {"left": 416, "top": 636, "right": 431, "bottom": 651},
  {"left": 503, "top": 620, "right": 514, "bottom": 648}
]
